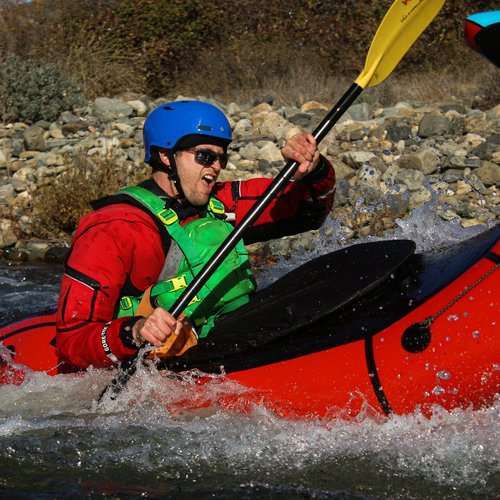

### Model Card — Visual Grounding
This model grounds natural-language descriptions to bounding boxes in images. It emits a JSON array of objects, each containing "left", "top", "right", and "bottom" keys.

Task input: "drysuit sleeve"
[
  {"left": 214, "top": 155, "right": 335, "bottom": 244},
  {"left": 55, "top": 215, "right": 164, "bottom": 370}
]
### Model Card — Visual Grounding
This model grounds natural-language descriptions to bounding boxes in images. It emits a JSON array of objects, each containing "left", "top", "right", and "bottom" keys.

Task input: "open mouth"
[{"left": 202, "top": 173, "right": 216, "bottom": 186}]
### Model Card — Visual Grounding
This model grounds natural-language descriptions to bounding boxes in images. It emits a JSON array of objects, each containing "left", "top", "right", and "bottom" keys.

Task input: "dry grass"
[
  {"left": 1, "top": 0, "right": 498, "bottom": 105},
  {"left": 32, "top": 155, "right": 149, "bottom": 239},
  {"left": 180, "top": 37, "right": 354, "bottom": 106},
  {"left": 181, "top": 40, "right": 499, "bottom": 109},
  {"left": 59, "top": 27, "right": 144, "bottom": 99},
  {"left": 0, "top": 0, "right": 144, "bottom": 99},
  {"left": 369, "top": 48, "right": 500, "bottom": 109}
]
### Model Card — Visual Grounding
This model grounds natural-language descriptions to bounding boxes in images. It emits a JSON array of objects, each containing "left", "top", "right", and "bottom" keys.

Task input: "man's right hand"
[{"left": 132, "top": 308, "right": 186, "bottom": 347}]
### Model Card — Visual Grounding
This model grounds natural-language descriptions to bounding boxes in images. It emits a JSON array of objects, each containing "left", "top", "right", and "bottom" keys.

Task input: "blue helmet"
[{"left": 143, "top": 100, "right": 232, "bottom": 163}]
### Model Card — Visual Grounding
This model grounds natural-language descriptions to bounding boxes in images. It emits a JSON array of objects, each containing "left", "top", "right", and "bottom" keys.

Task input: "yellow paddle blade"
[{"left": 355, "top": 0, "right": 446, "bottom": 89}]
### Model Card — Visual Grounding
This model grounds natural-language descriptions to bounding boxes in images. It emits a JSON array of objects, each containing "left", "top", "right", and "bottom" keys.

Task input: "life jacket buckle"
[
  {"left": 168, "top": 275, "right": 188, "bottom": 292},
  {"left": 120, "top": 296, "right": 134, "bottom": 311},
  {"left": 209, "top": 198, "right": 225, "bottom": 215},
  {"left": 157, "top": 208, "right": 178, "bottom": 225}
]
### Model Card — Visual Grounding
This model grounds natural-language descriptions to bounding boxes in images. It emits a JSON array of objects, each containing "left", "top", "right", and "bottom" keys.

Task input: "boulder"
[
  {"left": 381, "top": 164, "right": 400, "bottom": 185},
  {"left": 331, "top": 160, "right": 355, "bottom": 180},
  {"left": 336, "top": 123, "right": 369, "bottom": 142},
  {"left": 257, "top": 142, "right": 282, "bottom": 162},
  {"left": 475, "top": 161, "right": 500, "bottom": 186},
  {"left": 384, "top": 192, "right": 410, "bottom": 218},
  {"left": 341, "top": 151, "right": 377, "bottom": 169},
  {"left": 20, "top": 239, "right": 50, "bottom": 261},
  {"left": 0, "top": 184, "right": 15, "bottom": 205},
  {"left": 455, "top": 180, "right": 472, "bottom": 196},
  {"left": 398, "top": 148, "right": 440, "bottom": 175},
  {"left": 356, "top": 164, "right": 381, "bottom": 188},
  {"left": 59, "top": 111, "right": 80, "bottom": 124},
  {"left": 287, "top": 112, "right": 312, "bottom": 128},
  {"left": 348, "top": 103, "right": 372, "bottom": 121},
  {"left": 62, "top": 121, "right": 89, "bottom": 136},
  {"left": 126, "top": 100, "right": 148, "bottom": 116},
  {"left": 93, "top": 97, "right": 134, "bottom": 122},
  {"left": 0, "top": 219, "right": 17, "bottom": 248},
  {"left": 470, "top": 141, "right": 496, "bottom": 160},
  {"left": 250, "top": 103, "right": 273, "bottom": 115},
  {"left": 239, "top": 143, "right": 260, "bottom": 161},
  {"left": 409, "top": 188, "right": 432, "bottom": 209},
  {"left": 301, "top": 101, "right": 328, "bottom": 113},
  {"left": 252, "top": 95, "right": 275, "bottom": 107},
  {"left": 442, "top": 169, "right": 464, "bottom": 183},
  {"left": 385, "top": 121, "right": 412, "bottom": 142},
  {"left": 252, "top": 111, "right": 288, "bottom": 140},
  {"left": 396, "top": 168, "right": 425, "bottom": 191},
  {"left": 23, "top": 126, "right": 48, "bottom": 152},
  {"left": 233, "top": 119, "right": 252, "bottom": 139},
  {"left": 418, "top": 113, "right": 451, "bottom": 138},
  {"left": 439, "top": 102, "right": 468, "bottom": 115},
  {"left": 449, "top": 155, "right": 481, "bottom": 169},
  {"left": 226, "top": 102, "right": 241, "bottom": 115}
]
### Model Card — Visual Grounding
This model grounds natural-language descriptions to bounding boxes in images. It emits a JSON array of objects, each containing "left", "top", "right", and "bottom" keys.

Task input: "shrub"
[
  {"left": 0, "top": 56, "right": 85, "bottom": 123},
  {"left": 31, "top": 155, "right": 149, "bottom": 239},
  {"left": 108, "top": 0, "right": 221, "bottom": 96},
  {"left": 1, "top": 0, "right": 499, "bottom": 102}
]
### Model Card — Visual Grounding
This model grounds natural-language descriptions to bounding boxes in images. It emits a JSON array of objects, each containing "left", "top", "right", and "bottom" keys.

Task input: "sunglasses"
[{"left": 184, "top": 148, "right": 228, "bottom": 168}]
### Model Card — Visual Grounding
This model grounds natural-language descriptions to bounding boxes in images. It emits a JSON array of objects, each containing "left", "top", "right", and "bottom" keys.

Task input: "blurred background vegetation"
[
  {"left": 0, "top": 0, "right": 498, "bottom": 118},
  {"left": 0, "top": 0, "right": 498, "bottom": 241}
]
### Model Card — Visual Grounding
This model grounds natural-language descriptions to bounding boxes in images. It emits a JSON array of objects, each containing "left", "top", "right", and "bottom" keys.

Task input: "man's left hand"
[{"left": 281, "top": 133, "right": 320, "bottom": 180}]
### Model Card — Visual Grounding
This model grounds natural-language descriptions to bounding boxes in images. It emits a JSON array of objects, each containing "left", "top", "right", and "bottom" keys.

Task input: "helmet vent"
[{"left": 197, "top": 124, "right": 213, "bottom": 132}]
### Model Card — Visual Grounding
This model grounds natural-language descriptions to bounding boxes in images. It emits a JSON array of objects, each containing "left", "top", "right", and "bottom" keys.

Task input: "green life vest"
[{"left": 116, "top": 186, "right": 256, "bottom": 338}]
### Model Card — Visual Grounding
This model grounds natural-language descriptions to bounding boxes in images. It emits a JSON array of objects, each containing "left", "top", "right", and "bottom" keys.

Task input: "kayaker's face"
[{"left": 175, "top": 144, "right": 226, "bottom": 206}]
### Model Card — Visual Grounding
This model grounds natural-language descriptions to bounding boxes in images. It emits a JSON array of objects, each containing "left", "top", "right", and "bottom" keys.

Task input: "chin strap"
[{"left": 165, "top": 150, "right": 186, "bottom": 199}]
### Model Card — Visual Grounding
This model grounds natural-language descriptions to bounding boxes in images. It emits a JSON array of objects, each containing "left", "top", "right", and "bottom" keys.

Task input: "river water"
[{"left": 0, "top": 209, "right": 498, "bottom": 499}]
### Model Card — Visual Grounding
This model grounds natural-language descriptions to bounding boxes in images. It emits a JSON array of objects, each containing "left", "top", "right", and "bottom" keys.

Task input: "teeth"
[{"left": 203, "top": 175, "right": 214, "bottom": 182}]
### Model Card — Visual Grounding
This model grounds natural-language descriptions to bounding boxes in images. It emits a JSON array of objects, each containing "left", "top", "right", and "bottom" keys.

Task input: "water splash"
[
  {"left": 1, "top": 368, "right": 499, "bottom": 498},
  {"left": 258, "top": 199, "right": 492, "bottom": 287},
  {"left": 0, "top": 208, "right": 498, "bottom": 498}
]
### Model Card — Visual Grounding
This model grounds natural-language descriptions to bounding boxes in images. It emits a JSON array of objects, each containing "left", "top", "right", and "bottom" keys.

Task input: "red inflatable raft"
[
  {"left": 465, "top": 11, "right": 500, "bottom": 67},
  {"left": 1, "top": 226, "right": 499, "bottom": 419}
]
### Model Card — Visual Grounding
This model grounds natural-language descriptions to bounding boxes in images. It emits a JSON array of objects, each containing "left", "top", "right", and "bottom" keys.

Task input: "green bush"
[{"left": 0, "top": 55, "right": 85, "bottom": 123}]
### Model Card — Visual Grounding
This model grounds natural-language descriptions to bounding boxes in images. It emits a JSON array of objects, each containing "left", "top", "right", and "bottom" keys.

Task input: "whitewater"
[{"left": 0, "top": 206, "right": 498, "bottom": 499}]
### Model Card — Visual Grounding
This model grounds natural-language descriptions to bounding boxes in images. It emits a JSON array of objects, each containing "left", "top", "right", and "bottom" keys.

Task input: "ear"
[{"left": 158, "top": 150, "right": 171, "bottom": 167}]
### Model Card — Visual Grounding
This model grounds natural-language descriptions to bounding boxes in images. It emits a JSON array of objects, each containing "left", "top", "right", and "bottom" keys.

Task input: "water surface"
[{"left": 0, "top": 210, "right": 498, "bottom": 499}]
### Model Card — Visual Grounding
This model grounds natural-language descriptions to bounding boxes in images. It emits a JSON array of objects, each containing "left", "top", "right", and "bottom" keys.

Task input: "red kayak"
[{"left": 1, "top": 226, "right": 499, "bottom": 419}]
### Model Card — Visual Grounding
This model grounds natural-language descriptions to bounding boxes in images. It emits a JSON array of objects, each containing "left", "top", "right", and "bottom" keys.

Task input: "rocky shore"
[{"left": 0, "top": 95, "right": 498, "bottom": 263}]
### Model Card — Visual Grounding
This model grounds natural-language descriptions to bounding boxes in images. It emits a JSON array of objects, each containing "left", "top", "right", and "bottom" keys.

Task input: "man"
[{"left": 55, "top": 100, "right": 335, "bottom": 370}]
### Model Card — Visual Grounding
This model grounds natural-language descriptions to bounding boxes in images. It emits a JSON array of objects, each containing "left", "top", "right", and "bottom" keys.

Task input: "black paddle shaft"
[
  {"left": 171, "top": 83, "right": 363, "bottom": 315},
  {"left": 98, "top": 83, "right": 363, "bottom": 402}
]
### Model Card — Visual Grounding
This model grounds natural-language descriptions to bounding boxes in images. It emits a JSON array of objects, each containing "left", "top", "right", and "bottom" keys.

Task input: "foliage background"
[{"left": 0, "top": 0, "right": 498, "bottom": 107}]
